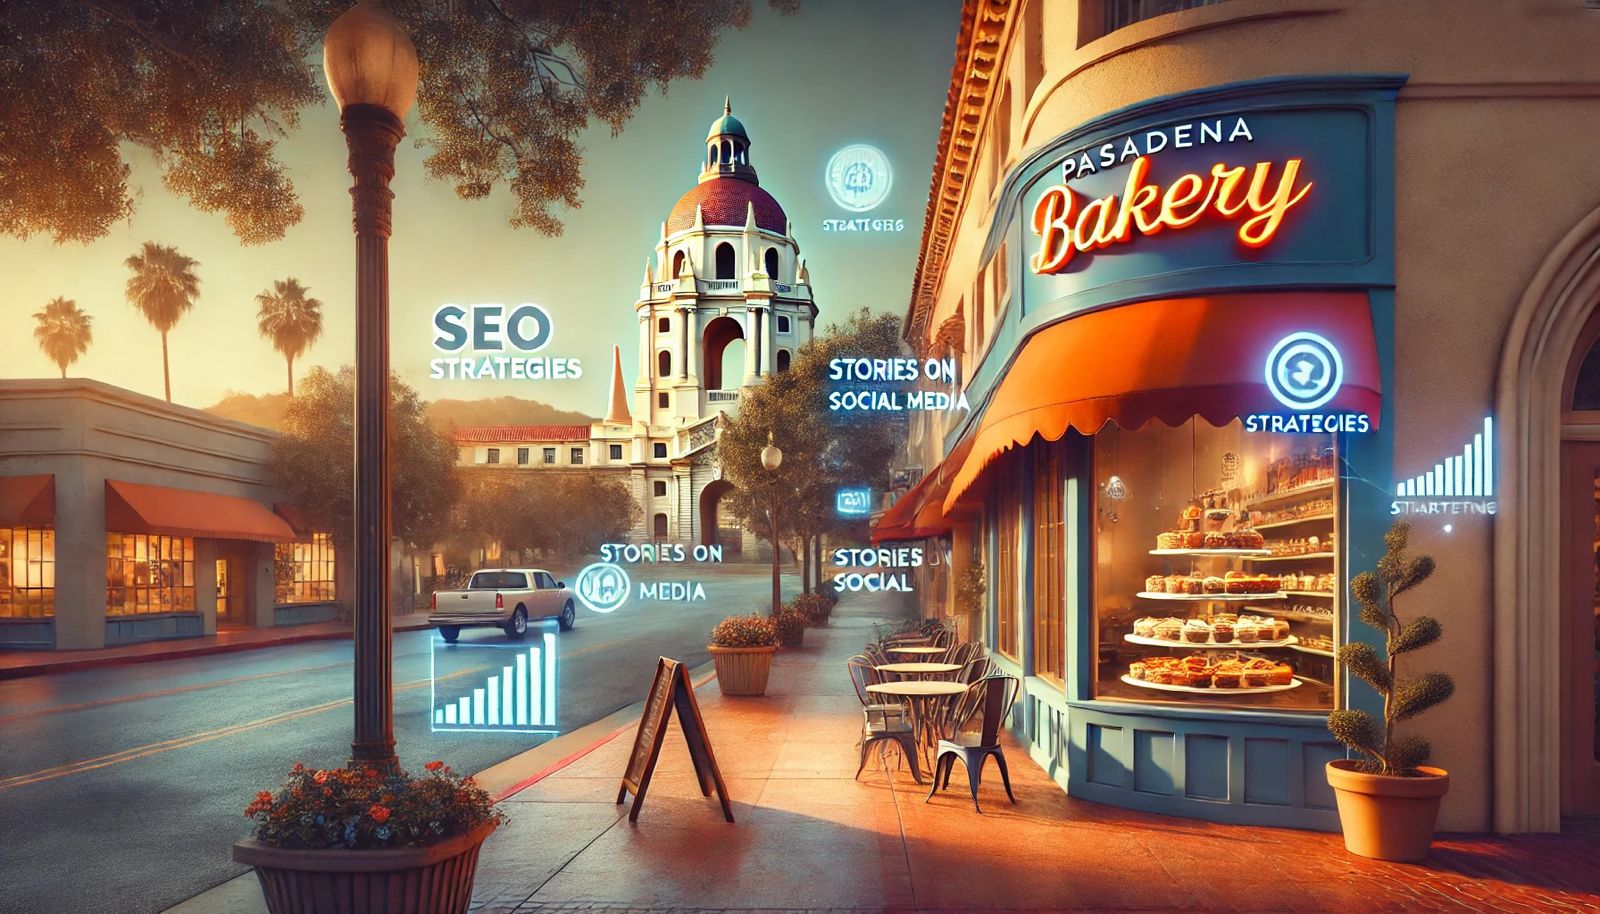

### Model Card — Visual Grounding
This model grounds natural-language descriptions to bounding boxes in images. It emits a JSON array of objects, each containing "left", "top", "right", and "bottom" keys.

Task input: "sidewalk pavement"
[
  {"left": 0, "top": 613, "right": 433, "bottom": 680},
  {"left": 169, "top": 591, "right": 1600, "bottom": 914}
]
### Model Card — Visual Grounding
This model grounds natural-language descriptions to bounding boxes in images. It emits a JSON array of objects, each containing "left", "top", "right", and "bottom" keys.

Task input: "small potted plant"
[
  {"left": 708, "top": 614, "right": 779, "bottom": 696},
  {"left": 1325, "top": 521, "right": 1455, "bottom": 861},
  {"left": 794, "top": 592, "right": 830, "bottom": 626},
  {"left": 234, "top": 761, "right": 503, "bottom": 914},
  {"left": 774, "top": 604, "right": 808, "bottom": 648}
]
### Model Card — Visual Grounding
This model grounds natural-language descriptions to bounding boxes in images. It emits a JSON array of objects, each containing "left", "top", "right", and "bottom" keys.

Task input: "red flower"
[
  {"left": 368, "top": 804, "right": 391, "bottom": 824},
  {"left": 424, "top": 761, "right": 444, "bottom": 772},
  {"left": 313, "top": 770, "right": 329, "bottom": 784}
]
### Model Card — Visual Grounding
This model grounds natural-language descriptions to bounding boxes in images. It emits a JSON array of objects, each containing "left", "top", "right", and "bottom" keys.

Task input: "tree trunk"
[
  {"left": 287, "top": 355, "right": 295, "bottom": 397},
  {"left": 161, "top": 331, "right": 172, "bottom": 402},
  {"left": 59, "top": 363, "right": 66, "bottom": 379},
  {"left": 800, "top": 535, "right": 811, "bottom": 594},
  {"left": 768, "top": 503, "right": 782, "bottom": 618}
]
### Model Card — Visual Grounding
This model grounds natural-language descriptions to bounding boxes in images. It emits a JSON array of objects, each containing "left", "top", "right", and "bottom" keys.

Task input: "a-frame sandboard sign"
[{"left": 617, "top": 656, "right": 734, "bottom": 823}]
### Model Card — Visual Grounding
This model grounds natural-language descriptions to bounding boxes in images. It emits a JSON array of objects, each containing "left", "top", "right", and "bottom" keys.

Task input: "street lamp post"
[
  {"left": 323, "top": 0, "right": 419, "bottom": 774},
  {"left": 760, "top": 433, "right": 783, "bottom": 618}
]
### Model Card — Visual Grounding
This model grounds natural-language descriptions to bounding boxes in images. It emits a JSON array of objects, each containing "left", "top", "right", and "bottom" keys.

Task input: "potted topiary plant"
[
  {"left": 1325, "top": 521, "right": 1455, "bottom": 861},
  {"left": 774, "top": 604, "right": 808, "bottom": 648},
  {"left": 233, "top": 761, "right": 503, "bottom": 914},
  {"left": 708, "top": 614, "right": 779, "bottom": 696}
]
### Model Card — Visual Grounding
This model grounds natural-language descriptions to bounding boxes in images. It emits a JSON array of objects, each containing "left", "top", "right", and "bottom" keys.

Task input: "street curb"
[
  {"left": 479, "top": 660, "right": 717, "bottom": 801},
  {"left": 0, "top": 619, "right": 435, "bottom": 681}
]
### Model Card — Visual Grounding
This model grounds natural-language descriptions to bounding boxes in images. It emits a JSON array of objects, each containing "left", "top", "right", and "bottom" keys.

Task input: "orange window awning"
[
  {"left": 106, "top": 480, "right": 297, "bottom": 543},
  {"left": 871, "top": 436, "right": 976, "bottom": 544},
  {"left": 0, "top": 475, "right": 54, "bottom": 527},
  {"left": 944, "top": 292, "right": 1382, "bottom": 512}
]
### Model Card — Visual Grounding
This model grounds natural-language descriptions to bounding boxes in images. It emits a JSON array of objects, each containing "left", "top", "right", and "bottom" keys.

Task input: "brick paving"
[{"left": 462, "top": 592, "right": 1599, "bottom": 914}]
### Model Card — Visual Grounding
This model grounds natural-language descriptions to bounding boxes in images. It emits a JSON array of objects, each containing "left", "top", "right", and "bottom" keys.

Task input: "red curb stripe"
[{"left": 492, "top": 667, "right": 719, "bottom": 801}]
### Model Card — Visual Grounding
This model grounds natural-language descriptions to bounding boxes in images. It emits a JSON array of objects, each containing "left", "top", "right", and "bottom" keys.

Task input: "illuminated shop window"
[
  {"left": 106, "top": 533, "right": 195, "bottom": 616},
  {"left": 0, "top": 527, "right": 55, "bottom": 619},
  {"left": 1092, "top": 419, "right": 1338, "bottom": 711},
  {"left": 275, "top": 533, "right": 336, "bottom": 604},
  {"left": 1032, "top": 440, "right": 1067, "bottom": 683},
  {"left": 609, "top": 444, "right": 623, "bottom": 460}
]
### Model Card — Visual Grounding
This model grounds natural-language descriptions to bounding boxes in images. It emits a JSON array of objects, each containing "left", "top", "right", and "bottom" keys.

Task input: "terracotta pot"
[
  {"left": 233, "top": 819, "right": 496, "bottom": 914},
  {"left": 1325, "top": 760, "right": 1449, "bottom": 861},
  {"left": 708, "top": 643, "right": 778, "bottom": 696}
]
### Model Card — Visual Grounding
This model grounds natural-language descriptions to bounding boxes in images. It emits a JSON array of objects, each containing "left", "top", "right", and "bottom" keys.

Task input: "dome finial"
[{"left": 724, "top": 96, "right": 732, "bottom": 116}]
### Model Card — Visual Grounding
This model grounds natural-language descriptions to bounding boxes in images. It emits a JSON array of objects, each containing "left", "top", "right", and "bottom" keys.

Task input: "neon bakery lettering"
[{"left": 1028, "top": 155, "right": 1314, "bottom": 274}]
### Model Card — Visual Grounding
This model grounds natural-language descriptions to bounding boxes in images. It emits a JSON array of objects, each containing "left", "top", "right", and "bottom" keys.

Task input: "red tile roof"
[
  {"left": 453, "top": 425, "right": 592, "bottom": 443},
  {"left": 668, "top": 177, "right": 787, "bottom": 234}
]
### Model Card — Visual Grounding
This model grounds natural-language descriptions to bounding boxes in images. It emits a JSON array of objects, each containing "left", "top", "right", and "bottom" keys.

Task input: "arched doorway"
[
  {"left": 715, "top": 242, "right": 736, "bottom": 279},
  {"left": 652, "top": 513, "right": 668, "bottom": 540},
  {"left": 1560, "top": 311, "right": 1600, "bottom": 817},
  {"left": 699, "top": 479, "right": 735, "bottom": 548},
  {"left": 776, "top": 349, "right": 791, "bottom": 372},
  {"left": 1496, "top": 204, "right": 1600, "bottom": 830},
  {"left": 703, "top": 315, "right": 745, "bottom": 390}
]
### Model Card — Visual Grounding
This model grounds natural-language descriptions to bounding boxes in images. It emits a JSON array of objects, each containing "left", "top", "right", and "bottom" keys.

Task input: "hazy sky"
[{"left": 0, "top": 0, "right": 961, "bottom": 416}]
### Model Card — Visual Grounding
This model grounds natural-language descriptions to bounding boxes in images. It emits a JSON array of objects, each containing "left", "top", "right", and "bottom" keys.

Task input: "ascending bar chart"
[
  {"left": 1395, "top": 416, "right": 1494, "bottom": 499},
  {"left": 431, "top": 631, "right": 558, "bottom": 734}
]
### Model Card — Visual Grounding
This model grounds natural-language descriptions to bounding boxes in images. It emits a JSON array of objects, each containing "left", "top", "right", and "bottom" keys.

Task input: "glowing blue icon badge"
[
  {"left": 836, "top": 488, "right": 871, "bottom": 516},
  {"left": 1265, "top": 331, "right": 1343, "bottom": 411},
  {"left": 574, "top": 562, "right": 629, "bottom": 614},
  {"left": 826, "top": 145, "right": 893, "bottom": 212}
]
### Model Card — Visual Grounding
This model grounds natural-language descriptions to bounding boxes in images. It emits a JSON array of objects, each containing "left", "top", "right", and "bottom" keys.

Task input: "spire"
[
  {"left": 642, "top": 259, "right": 653, "bottom": 285},
  {"left": 693, "top": 203, "right": 705, "bottom": 232},
  {"left": 605, "top": 345, "right": 631, "bottom": 424},
  {"left": 724, "top": 96, "right": 732, "bottom": 116},
  {"left": 745, "top": 201, "right": 757, "bottom": 231}
]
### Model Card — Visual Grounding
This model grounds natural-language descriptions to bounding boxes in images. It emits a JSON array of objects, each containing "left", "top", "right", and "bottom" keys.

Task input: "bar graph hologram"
[
  {"left": 430, "top": 631, "right": 559, "bottom": 734},
  {"left": 1395, "top": 416, "right": 1495, "bottom": 499}
]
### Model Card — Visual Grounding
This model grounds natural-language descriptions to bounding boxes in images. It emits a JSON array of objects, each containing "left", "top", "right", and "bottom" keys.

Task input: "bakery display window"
[{"left": 1092, "top": 418, "right": 1339, "bottom": 711}]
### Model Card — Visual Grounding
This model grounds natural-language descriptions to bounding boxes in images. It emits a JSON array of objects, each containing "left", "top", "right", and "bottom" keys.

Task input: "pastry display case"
[{"left": 1093, "top": 418, "right": 1339, "bottom": 711}]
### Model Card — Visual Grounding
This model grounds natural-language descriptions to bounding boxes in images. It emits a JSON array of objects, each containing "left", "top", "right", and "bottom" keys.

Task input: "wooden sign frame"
[{"left": 617, "top": 657, "right": 734, "bottom": 823}]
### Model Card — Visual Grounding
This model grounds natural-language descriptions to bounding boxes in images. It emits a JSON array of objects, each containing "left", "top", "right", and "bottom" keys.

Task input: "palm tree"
[
  {"left": 32, "top": 297, "right": 93, "bottom": 378},
  {"left": 255, "top": 278, "right": 324, "bottom": 396},
  {"left": 124, "top": 242, "right": 201, "bottom": 402}
]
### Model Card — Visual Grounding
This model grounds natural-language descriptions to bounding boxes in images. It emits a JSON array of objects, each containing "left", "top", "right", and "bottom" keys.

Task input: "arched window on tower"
[
  {"left": 715, "top": 242, "right": 736, "bottom": 280},
  {"left": 671, "top": 250, "right": 686, "bottom": 277},
  {"left": 764, "top": 247, "right": 779, "bottom": 279},
  {"left": 653, "top": 513, "right": 668, "bottom": 539},
  {"left": 657, "top": 350, "right": 672, "bottom": 377},
  {"left": 776, "top": 349, "right": 791, "bottom": 373}
]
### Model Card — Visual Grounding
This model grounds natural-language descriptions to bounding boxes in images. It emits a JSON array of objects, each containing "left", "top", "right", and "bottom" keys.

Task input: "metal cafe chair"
[
  {"left": 944, "top": 640, "right": 981, "bottom": 669},
  {"left": 925, "top": 675, "right": 1021, "bottom": 812},
  {"left": 847, "top": 655, "right": 922, "bottom": 783},
  {"left": 958, "top": 656, "right": 993, "bottom": 684}
]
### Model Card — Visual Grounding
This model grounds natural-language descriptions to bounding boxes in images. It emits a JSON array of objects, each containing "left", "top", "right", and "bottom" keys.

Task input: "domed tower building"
[{"left": 622, "top": 99, "right": 818, "bottom": 550}]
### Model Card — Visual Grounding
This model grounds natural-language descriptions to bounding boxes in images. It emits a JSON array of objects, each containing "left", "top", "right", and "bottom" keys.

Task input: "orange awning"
[
  {"left": 944, "top": 292, "right": 1382, "bottom": 512},
  {"left": 872, "top": 436, "right": 976, "bottom": 543},
  {"left": 0, "top": 475, "right": 54, "bottom": 527},
  {"left": 106, "top": 480, "right": 297, "bottom": 543}
]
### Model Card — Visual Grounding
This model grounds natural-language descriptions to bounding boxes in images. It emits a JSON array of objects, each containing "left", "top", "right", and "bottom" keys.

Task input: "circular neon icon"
[
  {"left": 573, "top": 562, "right": 630, "bottom": 614},
  {"left": 825, "top": 145, "right": 893, "bottom": 212},
  {"left": 1265, "top": 331, "right": 1343, "bottom": 411}
]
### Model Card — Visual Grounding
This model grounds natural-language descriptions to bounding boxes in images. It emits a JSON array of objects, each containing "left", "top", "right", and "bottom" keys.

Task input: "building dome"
[
  {"left": 667, "top": 178, "right": 787, "bottom": 234},
  {"left": 707, "top": 113, "right": 748, "bottom": 141}
]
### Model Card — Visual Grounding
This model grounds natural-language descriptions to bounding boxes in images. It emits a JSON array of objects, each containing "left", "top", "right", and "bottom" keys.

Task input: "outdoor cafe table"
[
  {"left": 866, "top": 680, "right": 969, "bottom": 753},
  {"left": 885, "top": 645, "right": 946, "bottom": 656},
  {"left": 874, "top": 662, "right": 962, "bottom": 679}
]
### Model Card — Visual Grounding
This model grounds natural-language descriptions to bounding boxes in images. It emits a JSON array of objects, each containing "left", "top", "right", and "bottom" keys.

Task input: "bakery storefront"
[{"left": 905, "top": 76, "right": 1405, "bottom": 830}]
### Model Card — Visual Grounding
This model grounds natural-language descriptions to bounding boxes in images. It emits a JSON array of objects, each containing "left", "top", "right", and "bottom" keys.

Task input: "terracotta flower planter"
[
  {"left": 708, "top": 643, "right": 778, "bottom": 696},
  {"left": 233, "top": 819, "right": 496, "bottom": 914},
  {"left": 1326, "top": 760, "right": 1449, "bottom": 861}
]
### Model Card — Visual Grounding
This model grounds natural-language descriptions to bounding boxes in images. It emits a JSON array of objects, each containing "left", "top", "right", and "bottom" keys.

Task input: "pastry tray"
[
  {"left": 1148, "top": 548, "right": 1272, "bottom": 557},
  {"left": 1120, "top": 674, "right": 1303, "bottom": 695},
  {"left": 1136, "top": 591, "right": 1286, "bottom": 602},
  {"left": 1124, "top": 633, "right": 1298, "bottom": 650}
]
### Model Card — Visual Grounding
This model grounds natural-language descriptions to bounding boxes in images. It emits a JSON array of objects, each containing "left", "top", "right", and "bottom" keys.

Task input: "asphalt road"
[{"left": 0, "top": 562, "right": 798, "bottom": 914}]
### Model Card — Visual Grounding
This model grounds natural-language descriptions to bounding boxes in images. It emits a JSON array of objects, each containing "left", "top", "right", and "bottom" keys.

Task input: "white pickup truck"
[{"left": 428, "top": 568, "right": 575, "bottom": 642}]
